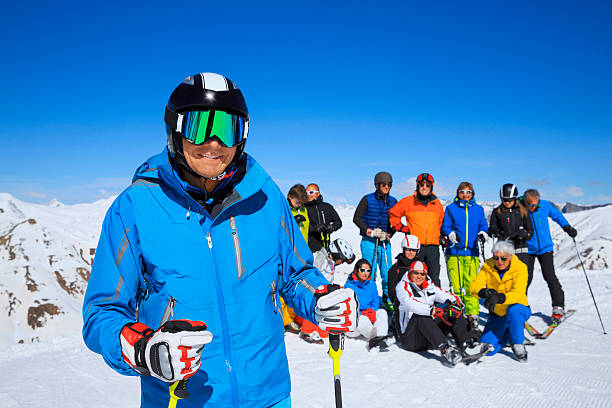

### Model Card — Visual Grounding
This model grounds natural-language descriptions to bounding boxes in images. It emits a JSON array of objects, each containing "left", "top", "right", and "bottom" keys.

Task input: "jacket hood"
[
  {"left": 414, "top": 191, "right": 438, "bottom": 205},
  {"left": 348, "top": 271, "right": 371, "bottom": 284},
  {"left": 454, "top": 197, "right": 475, "bottom": 208},
  {"left": 395, "top": 252, "right": 418, "bottom": 267},
  {"left": 305, "top": 195, "right": 323, "bottom": 207},
  {"left": 132, "top": 148, "right": 271, "bottom": 211}
]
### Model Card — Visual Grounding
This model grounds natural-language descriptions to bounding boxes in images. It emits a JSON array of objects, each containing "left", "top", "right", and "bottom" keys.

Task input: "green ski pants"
[{"left": 445, "top": 255, "right": 480, "bottom": 316}]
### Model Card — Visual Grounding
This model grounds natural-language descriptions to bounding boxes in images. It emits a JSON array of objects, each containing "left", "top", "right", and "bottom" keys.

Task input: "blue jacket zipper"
[{"left": 206, "top": 231, "right": 240, "bottom": 407}]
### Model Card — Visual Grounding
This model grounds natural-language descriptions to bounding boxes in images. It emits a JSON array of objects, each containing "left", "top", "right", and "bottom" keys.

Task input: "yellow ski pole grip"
[{"left": 168, "top": 379, "right": 189, "bottom": 408}]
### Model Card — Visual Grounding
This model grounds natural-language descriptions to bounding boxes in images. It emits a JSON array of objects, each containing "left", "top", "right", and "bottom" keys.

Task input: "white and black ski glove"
[
  {"left": 314, "top": 284, "right": 359, "bottom": 333},
  {"left": 120, "top": 320, "right": 213, "bottom": 382},
  {"left": 448, "top": 231, "right": 459, "bottom": 244}
]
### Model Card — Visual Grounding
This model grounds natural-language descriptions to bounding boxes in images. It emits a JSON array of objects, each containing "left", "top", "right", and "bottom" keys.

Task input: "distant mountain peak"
[{"left": 46, "top": 198, "right": 64, "bottom": 208}]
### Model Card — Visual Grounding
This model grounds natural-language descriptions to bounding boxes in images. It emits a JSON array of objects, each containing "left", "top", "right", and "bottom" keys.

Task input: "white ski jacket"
[{"left": 396, "top": 273, "right": 460, "bottom": 333}]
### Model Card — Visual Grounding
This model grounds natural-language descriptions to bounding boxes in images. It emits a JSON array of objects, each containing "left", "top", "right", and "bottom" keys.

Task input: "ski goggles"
[{"left": 165, "top": 108, "right": 248, "bottom": 147}]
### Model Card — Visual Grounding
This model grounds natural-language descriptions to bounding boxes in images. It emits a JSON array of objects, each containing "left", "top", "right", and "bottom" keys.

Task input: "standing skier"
[
  {"left": 389, "top": 173, "right": 445, "bottom": 286},
  {"left": 304, "top": 183, "right": 342, "bottom": 253},
  {"left": 353, "top": 172, "right": 397, "bottom": 307},
  {"left": 520, "top": 189, "right": 577, "bottom": 323},
  {"left": 441, "top": 182, "right": 488, "bottom": 331},
  {"left": 82, "top": 73, "right": 358, "bottom": 408},
  {"left": 470, "top": 240, "right": 531, "bottom": 362},
  {"left": 488, "top": 183, "right": 533, "bottom": 267}
]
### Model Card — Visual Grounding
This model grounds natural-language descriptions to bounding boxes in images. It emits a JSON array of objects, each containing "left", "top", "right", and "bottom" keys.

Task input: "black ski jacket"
[
  {"left": 387, "top": 253, "right": 418, "bottom": 306},
  {"left": 305, "top": 195, "right": 342, "bottom": 252},
  {"left": 488, "top": 203, "right": 534, "bottom": 252}
]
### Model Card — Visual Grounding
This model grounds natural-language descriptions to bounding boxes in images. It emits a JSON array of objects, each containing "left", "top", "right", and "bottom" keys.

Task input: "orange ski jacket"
[{"left": 388, "top": 192, "right": 444, "bottom": 245}]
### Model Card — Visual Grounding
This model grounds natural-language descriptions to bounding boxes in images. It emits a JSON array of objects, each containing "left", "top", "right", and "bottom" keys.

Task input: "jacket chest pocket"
[
  {"left": 225, "top": 214, "right": 278, "bottom": 282},
  {"left": 229, "top": 216, "right": 245, "bottom": 280}
]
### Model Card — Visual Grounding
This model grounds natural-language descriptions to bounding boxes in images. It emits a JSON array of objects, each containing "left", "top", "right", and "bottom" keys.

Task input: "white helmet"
[
  {"left": 329, "top": 238, "right": 355, "bottom": 263},
  {"left": 402, "top": 235, "right": 421, "bottom": 251}
]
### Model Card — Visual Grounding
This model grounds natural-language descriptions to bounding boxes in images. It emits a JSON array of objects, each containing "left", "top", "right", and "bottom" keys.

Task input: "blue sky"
[{"left": 1, "top": 1, "right": 611, "bottom": 207}]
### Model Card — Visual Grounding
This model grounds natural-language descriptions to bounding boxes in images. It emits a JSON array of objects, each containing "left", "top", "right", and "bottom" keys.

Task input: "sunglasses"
[
  {"left": 171, "top": 109, "right": 248, "bottom": 147},
  {"left": 359, "top": 268, "right": 371, "bottom": 273},
  {"left": 411, "top": 271, "right": 427, "bottom": 276},
  {"left": 306, "top": 190, "right": 319, "bottom": 195},
  {"left": 418, "top": 182, "right": 432, "bottom": 188},
  {"left": 378, "top": 183, "right": 391, "bottom": 187},
  {"left": 458, "top": 190, "right": 473, "bottom": 194},
  {"left": 502, "top": 198, "right": 515, "bottom": 203},
  {"left": 494, "top": 256, "right": 509, "bottom": 261},
  {"left": 526, "top": 203, "right": 539, "bottom": 208}
]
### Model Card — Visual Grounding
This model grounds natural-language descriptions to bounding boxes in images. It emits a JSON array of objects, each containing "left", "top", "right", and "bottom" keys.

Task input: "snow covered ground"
[{"left": 1, "top": 195, "right": 611, "bottom": 407}]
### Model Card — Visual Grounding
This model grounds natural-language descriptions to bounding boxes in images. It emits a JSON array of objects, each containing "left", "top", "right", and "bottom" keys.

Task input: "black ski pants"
[
  {"left": 526, "top": 252, "right": 564, "bottom": 308},
  {"left": 398, "top": 314, "right": 471, "bottom": 352},
  {"left": 419, "top": 245, "right": 441, "bottom": 287}
]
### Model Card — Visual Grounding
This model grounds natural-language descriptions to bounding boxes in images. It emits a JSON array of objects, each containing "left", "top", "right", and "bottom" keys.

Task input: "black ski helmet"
[
  {"left": 374, "top": 171, "right": 393, "bottom": 187},
  {"left": 500, "top": 183, "right": 519, "bottom": 200},
  {"left": 164, "top": 73, "right": 249, "bottom": 177}
]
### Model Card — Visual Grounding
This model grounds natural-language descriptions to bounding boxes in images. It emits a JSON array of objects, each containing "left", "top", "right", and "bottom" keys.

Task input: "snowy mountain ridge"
[{"left": 1, "top": 192, "right": 610, "bottom": 349}]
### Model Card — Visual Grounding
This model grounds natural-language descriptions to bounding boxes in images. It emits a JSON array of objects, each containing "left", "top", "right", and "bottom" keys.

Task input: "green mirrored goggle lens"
[{"left": 182, "top": 110, "right": 246, "bottom": 147}]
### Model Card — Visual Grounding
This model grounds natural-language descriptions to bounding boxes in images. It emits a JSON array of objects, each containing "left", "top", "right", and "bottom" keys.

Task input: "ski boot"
[
  {"left": 284, "top": 321, "right": 300, "bottom": 334},
  {"left": 439, "top": 342, "right": 462, "bottom": 366},
  {"left": 551, "top": 306, "right": 564, "bottom": 325},
  {"left": 300, "top": 331, "right": 324, "bottom": 344},
  {"left": 511, "top": 343, "right": 528, "bottom": 362},
  {"left": 368, "top": 336, "right": 389, "bottom": 352}
]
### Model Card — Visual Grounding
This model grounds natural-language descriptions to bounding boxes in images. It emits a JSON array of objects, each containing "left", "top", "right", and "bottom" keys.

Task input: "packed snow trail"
[{"left": 0, "top": 268, "right": 610, "bottom": 407}]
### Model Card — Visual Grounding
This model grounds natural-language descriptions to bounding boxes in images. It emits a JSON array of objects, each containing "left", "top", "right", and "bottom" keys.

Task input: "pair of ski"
[{"left": 524, "top": 309, "right": 576, "bottom": 339}]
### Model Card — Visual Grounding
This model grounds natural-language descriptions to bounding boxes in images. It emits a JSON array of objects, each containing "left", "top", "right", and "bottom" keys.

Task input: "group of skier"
[
  {"left": 347, "top": 170, "right": 578, "bottom": 365},
  {"left": 81, "top": 72, "right": 580, "bottom": 407}
]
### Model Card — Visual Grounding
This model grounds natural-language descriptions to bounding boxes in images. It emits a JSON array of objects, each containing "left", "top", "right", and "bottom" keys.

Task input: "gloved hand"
[
  {"left": 314, "top": 223, "right": 329, "bottom": 233},
  {"left": 314, "top": 284, "right": 359, "bottom": 333},
  {"left": 394, "top": 223, "right": 410, "bottom": 234},
  {"left": 563, "top": 225, "right": 578, "bottom": 238},
  {"left": 367, "top": 227, "right": 387, "bottom": 240},
  {"left": 362, "top": 308, "right": 377, "bottom": 324},
  {"left": 478, "top": 231, "right": 488, "bottom": 244},
  {"left": 294, "top": 214, "right": 306, "bottom": 224},
  {"left": 439, "top": 235, "right": 450, "bottom": 248},
  {"left": 514, "top": 228, "right": 530, "bottom": 239},
  {"left": 478, "top": 288, "right": 498, "bottom": 299},
  {"left": 484, "top": 292, "right": 506, "bottom": 312},
  {"left": 431, "top": 306, "right": 459, "bottom": 326},
  {"left": 448, "top": 231, "right": 459, "bottom": 244},
  {"left": 120, "top": 320, "right": 213, "bottom": 382}
]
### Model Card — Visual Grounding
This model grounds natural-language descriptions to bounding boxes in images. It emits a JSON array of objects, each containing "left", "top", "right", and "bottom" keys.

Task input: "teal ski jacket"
[{"left": 82, "top": 149, "right": 328, "bottom": 407}]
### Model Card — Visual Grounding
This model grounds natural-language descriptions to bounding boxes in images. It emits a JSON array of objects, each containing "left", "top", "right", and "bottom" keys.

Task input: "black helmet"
[
  {"left": 164, "top": 73, "right": 249, "bottom": 177},
  {"left": 500, "top": 183, "right": 519, "bottom": 200},
  {"left": 374, "top": 171, "right": 393, "bottom": 187}
]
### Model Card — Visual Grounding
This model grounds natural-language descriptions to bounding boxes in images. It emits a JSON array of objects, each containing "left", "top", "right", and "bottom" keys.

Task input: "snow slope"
[{"left": 0, "top": 195, "right": 611, "bottom": 407}]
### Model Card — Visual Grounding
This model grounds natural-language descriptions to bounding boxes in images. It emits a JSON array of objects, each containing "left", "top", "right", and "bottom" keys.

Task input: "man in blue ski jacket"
[
  {"left": 520, "top": 189, "right": 577, "bottom": 323},
  {"left": 82, "top": 73, "right": 358, "bottom": 408},
  {"left": 352, "top": 171, "right": 397, "bottom": 308}
]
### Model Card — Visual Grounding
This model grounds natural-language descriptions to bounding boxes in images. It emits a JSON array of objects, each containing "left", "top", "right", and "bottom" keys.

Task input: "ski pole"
[
  {"left": 572, "top": 238, "right": 607, "bottom": 334},
  {"left": 328, "top": 333, "right": 344, "bottom": 408},
  {"left": 371, "top": 237, "right": 379, "bottom": 282}
]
